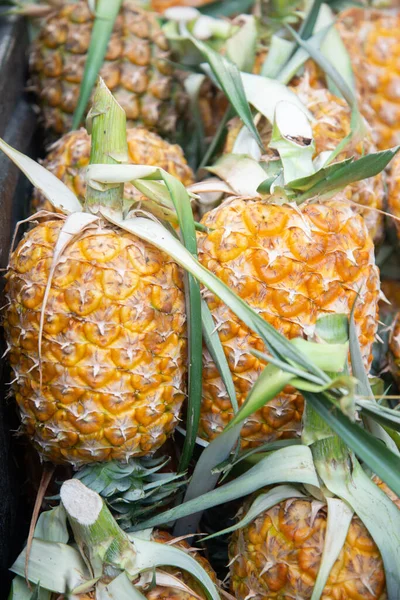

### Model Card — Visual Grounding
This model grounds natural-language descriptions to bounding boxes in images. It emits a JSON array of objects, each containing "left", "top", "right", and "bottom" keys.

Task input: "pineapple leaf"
[
  {"left": 134, "top": 446, "right": 319, "bottom": 531},
  {"left": 297, "top": 0, "right": 324, "bottom": 41},
  {"left": 276, "top": 26, "right": 329, "bottom": 85},
  {"left": 197, "top": 0, "right": 255, "bottom": 17},
  {"left": 260, "top": 35, "right": 294, "bottom": 78},
  {"left": 355, "top": 401, "right": 400, "bottom": 433},
  {"left": 207, "top": 154, "right": 268, "bottom": 196},
  {"left": 317, "top": 457, "right": 400, "bottom": 597},
  {"left": 74, "top": 457, "right": 186, "bottom": 528},
  {"left": 159, "top": 172, "right": 202, "bottom": 474},
  {"left": 212, "top": 439, "right": 302, "bottom": 479},
  {"left": 72, "top": 0, "right": 123, "bottom": 130},
  {"left": 260, "top": 146, "right": 400, "bottom": 201},
  {"left": 201, "top": 298, "right": 238, "bottom": 414},
  {"left": 349, "top": 309, "right": 400, "bottom": 453},
  {"left": 34, "top": 506, "right": 68, "bottom": 544},
  {"left": 189, "top": 34, "right": 264, "bottom": 148},
  {"left": 174, "top": 425, "right": 242, "bottom": 537},
  {"left": 0, "top": 138, "right": 81, "bottom": 213},
  {"left": 203, "top": 485, "right": 306, "bottom": 540},
  {"left": 285, "top": 23, "right": 356, "bottom": 110},
  {"left": 96, "top": 573, "right": 146, "bottom": 600},
  {"left": 10, "top": 540, "right": 90, "bottom": 593},
  {"left": 269, "top": 101, "right": 315, "bottom": 184},
  {"left": 125, "top": 538, "right": 219, "bottom": 600},
  {"left": 311, "top": 498, "right": 354, "bottom": 600},
  {"left": 304, "top": 392, "right": 400, "bottom": 496},
  {"left": 225, "top": 15, "right": 257, "bottom": 72},
  {"left": 8, "top": 577, "right": 50, "bottom": 600}
]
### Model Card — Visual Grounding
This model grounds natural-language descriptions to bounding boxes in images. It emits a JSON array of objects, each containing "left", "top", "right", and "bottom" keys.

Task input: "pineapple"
[
  {"left": 225, "top": 76, "right": 385, "bottom": 243},
  {"left": 29, "top": 2, "right": 187, "bottom": 136},
  {"left": 229, "top": 479, "right": 400, "bottom": 600},
  {"left": 197, "top": 198, "right": 380, "bottom": 447},
  {"left": 32, "top": 127, "right": 194, "bottom": 213},
  {"left": 3, "top": 81, "right": 187, "bottom": 466},
  {"left": 335, "top": 7, "right": 400, "bottom": 150},
  {"left": 5, "top": 221, "right": 187, "bottom": 465}
]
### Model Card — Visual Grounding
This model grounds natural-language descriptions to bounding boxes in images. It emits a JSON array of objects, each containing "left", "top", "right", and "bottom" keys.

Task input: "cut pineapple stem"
[
  {"left": 61, "top": 479, "right": 136, "bottom": 578},
  {"left": 85, "top": 77, "right": 128, "bottom": 215}
]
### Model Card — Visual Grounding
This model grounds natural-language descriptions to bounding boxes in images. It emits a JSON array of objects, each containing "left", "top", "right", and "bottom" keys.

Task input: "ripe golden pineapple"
[
  {"left": 225, "top": 77, "right": 385, "bottom": 243},
  {"left": 32, "top": 127, "right": 194, "bottom": 213},
  {"left": 229, "top": 483, "right": 400, "bottom": 600},
  {"left": 5, "top": 219, "right": 187, "bottom": 465},
  {"left": 29, "top": 2, "right": 187, "bottom": 135},
  {"left": 335, "top": 7, "right": 400, "bottom": 150},
  {"left": 197, "top": 198, "right": 380, "bottom": 447},
  {"left": 4, "top": 79, "right": 189, "bottom": 466}
]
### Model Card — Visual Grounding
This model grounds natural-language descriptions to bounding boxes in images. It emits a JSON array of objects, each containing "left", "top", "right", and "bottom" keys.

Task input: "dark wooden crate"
[{"left": 0, "top": 15, "right": 38, "bottom": 596}]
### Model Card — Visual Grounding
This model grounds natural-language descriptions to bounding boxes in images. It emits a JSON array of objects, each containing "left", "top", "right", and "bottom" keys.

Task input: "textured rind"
[
  {"left": 224, "top": 77, "right": 385, "bottom": 243},
  {"left": 335, "top": 7, "right": 400, "bottom": 151},
  {"left": 32, "top": 127, "right": 194, "bottom": 213},
  {"left": 197, "top": 198, "right": 380, "bottom": 447},
  {"left": 387, "top": 151, "right": 400, "bottom": 237},
  {"left": 4, "top": 220, "right": 187, "bottom": 465},
  {"left": 229, "top": 495, "right": 390, "bottom": 600},
  {"left": 30, "top": 2, "right": 186, "bottom": 136}
]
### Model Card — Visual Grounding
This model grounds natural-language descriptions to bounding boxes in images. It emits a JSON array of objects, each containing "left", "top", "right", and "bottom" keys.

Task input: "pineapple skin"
[
  {"left": 197, "top": 199, "right": 380, "bottom": 447},
  {"left": 29, "top": 2, "right": 187, "bottom": 136},
  {"left": 225, "top": 78, "right": 385, "bottom": 244},
  {"left": 229, "top": 493, "right": 395, "bottom": 600},
  {"left": 32, "top": 127, "right": 194, "bottom": 213},
  {"left": 5, "top": 220, "right": 187, "bottom": 466},
  {"left": 335, "top": 7, "right": 400, "bottom": 151}
]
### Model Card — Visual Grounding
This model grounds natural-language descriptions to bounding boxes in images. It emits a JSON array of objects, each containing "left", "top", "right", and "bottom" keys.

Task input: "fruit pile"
[{"left": 1, "top": 2, "right": 400, "bottom": 600}]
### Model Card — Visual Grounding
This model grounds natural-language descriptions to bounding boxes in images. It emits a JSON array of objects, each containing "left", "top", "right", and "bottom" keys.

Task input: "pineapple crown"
[{"left": 74, "top": 456, "right": 187, "bottom": 530}]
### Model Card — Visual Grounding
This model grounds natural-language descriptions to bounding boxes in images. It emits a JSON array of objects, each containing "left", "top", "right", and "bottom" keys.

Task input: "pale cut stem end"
[
  {"left": 85, "top": 77, "right": 128, "bottom": 215},
  {"left": 61, "top": 479, "right": 102, "bottom": 526},
  {"left": 60, "top": 479, "right": 136, "bottom": 577}
]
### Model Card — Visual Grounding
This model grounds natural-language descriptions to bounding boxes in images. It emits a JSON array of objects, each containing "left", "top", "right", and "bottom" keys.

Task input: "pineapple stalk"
[
  {"left": 60, "top": 479, "right": 137, "bottom": 579},
  {"left": 85, "top": 78, "right": 128, "bottom": 215}
]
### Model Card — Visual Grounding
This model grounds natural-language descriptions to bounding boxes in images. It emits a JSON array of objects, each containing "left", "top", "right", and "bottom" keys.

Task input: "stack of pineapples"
[{"left": 2, "top": 1, "right": 400, "bottom": 599}]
